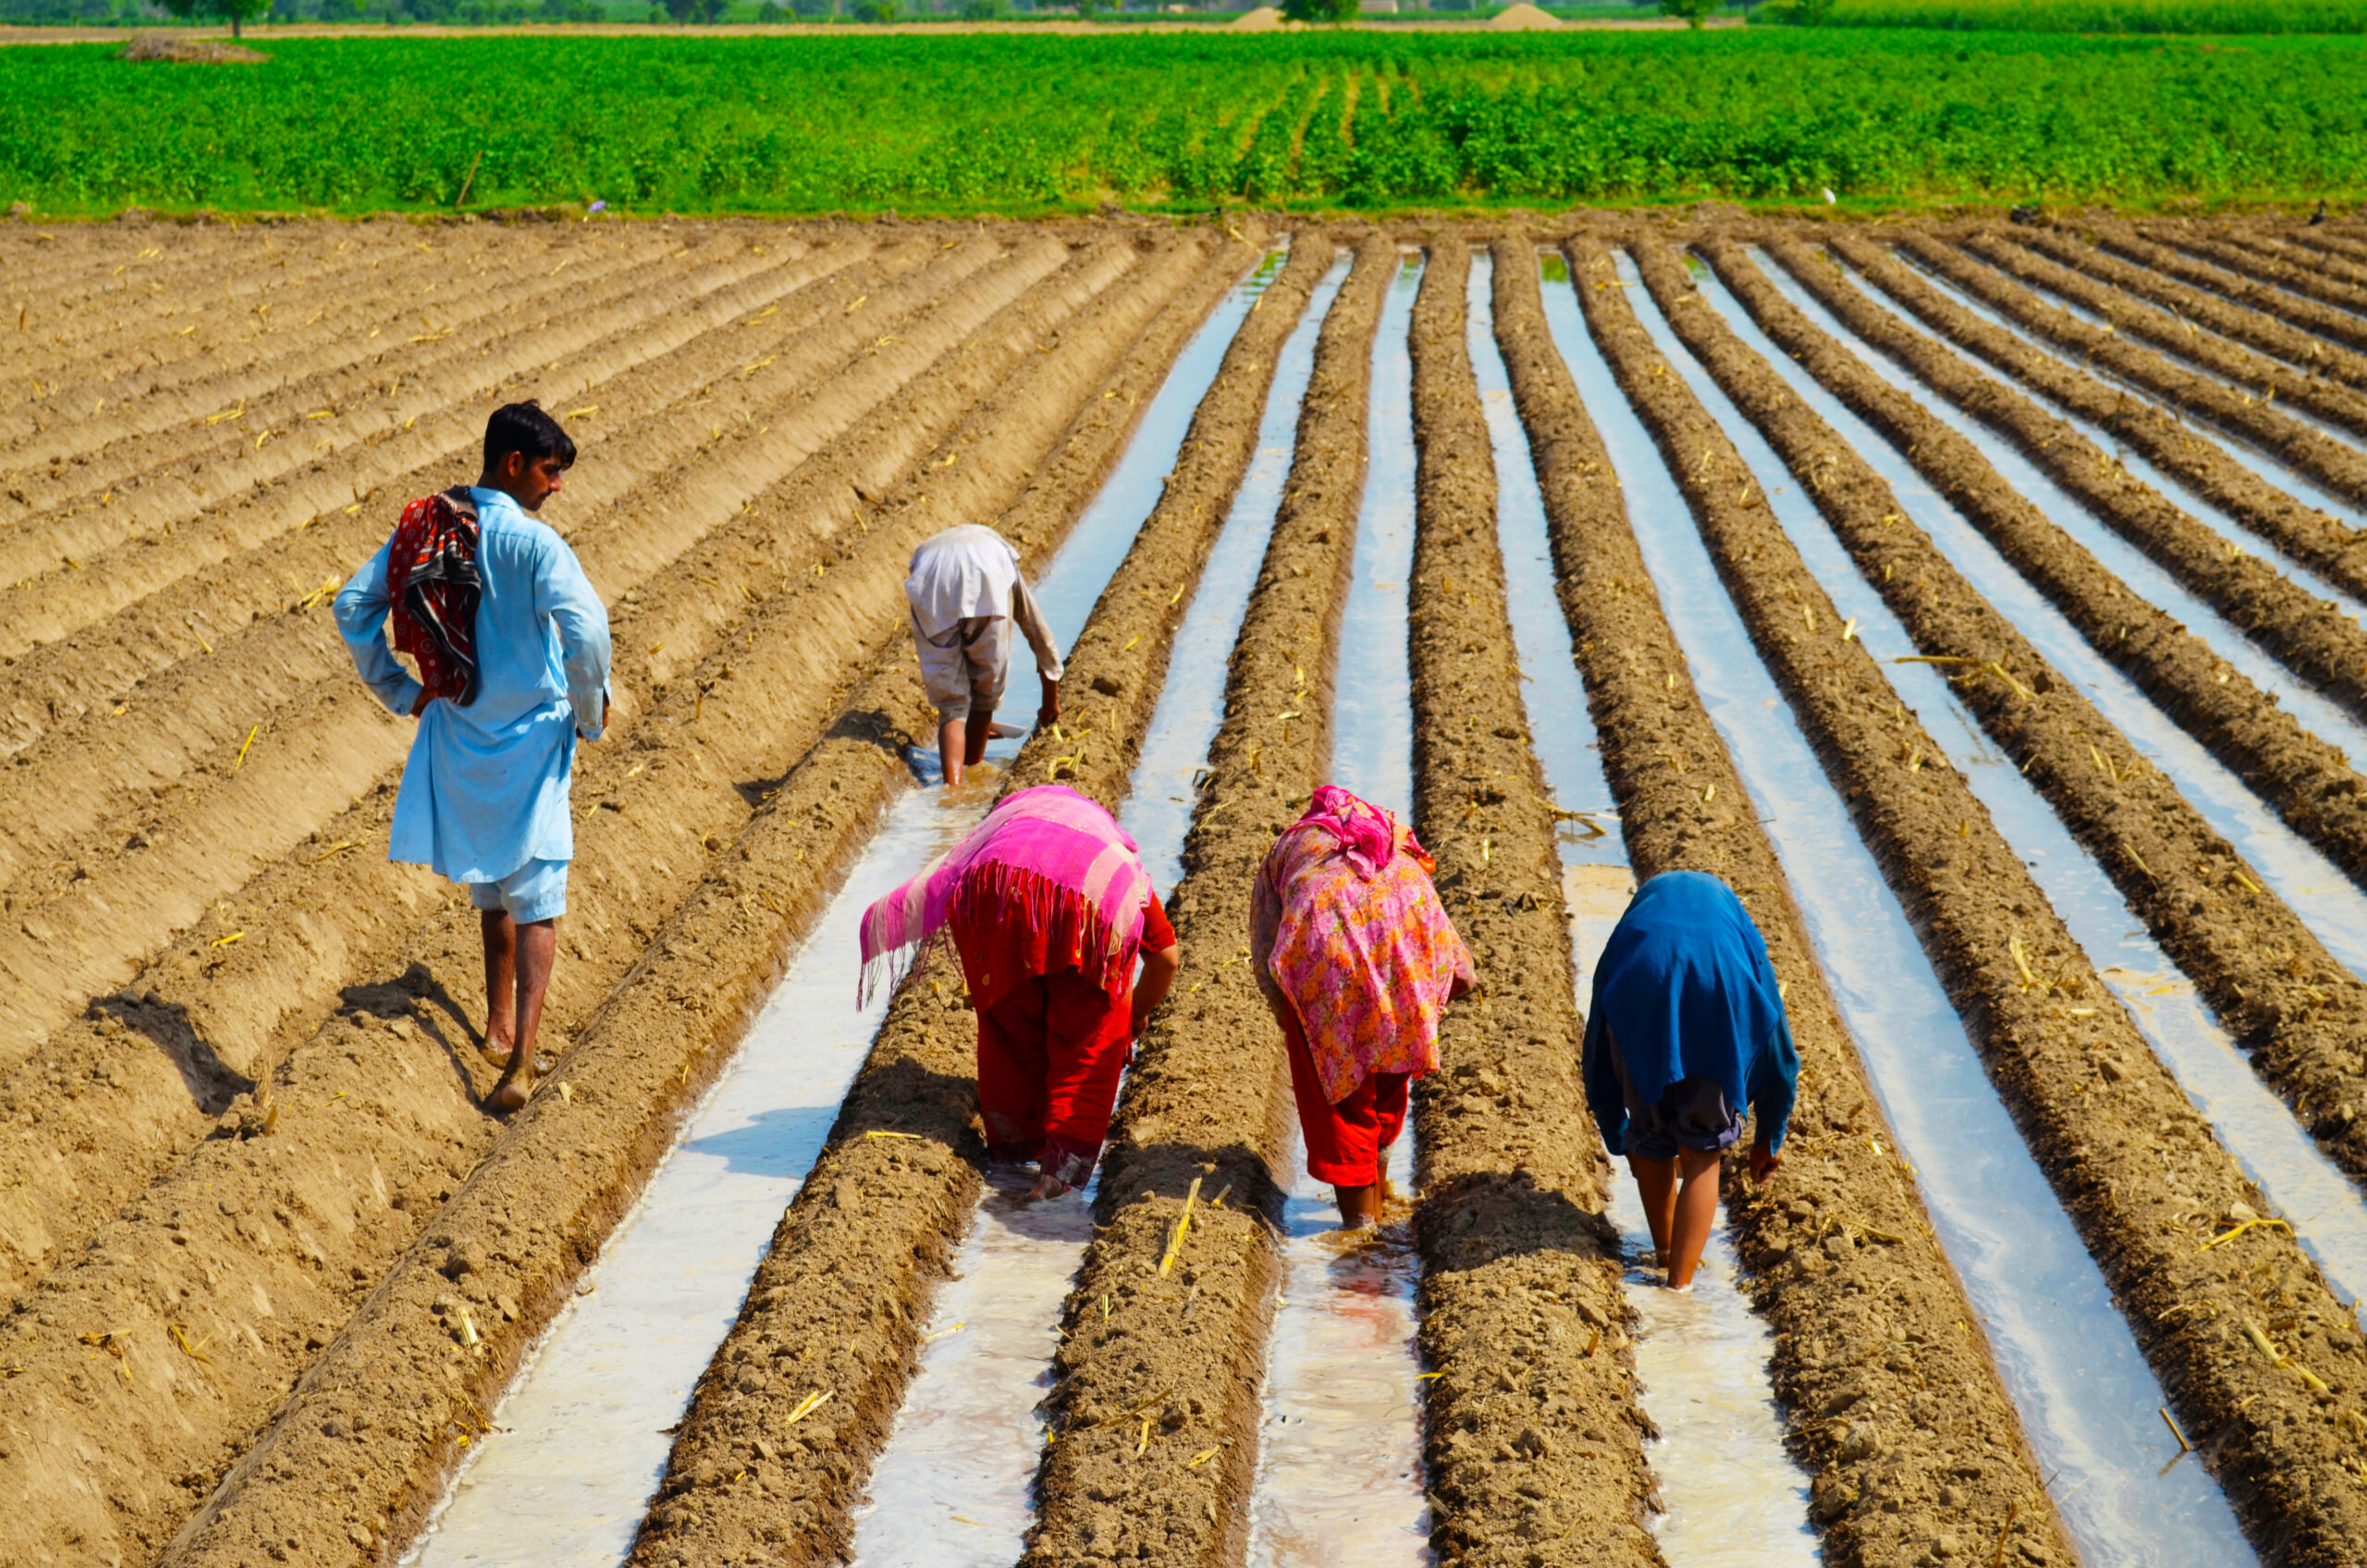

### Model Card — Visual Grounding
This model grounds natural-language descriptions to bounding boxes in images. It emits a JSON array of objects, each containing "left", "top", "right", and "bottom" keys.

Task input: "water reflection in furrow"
[
  {"left": 840, "top": 251, "right": 1354, "bottom": 1568},
  {"left": 1244, "top": 249, "right": 1430, "bottom": 1568},
  {"left": 1481, "top": 252, "right": 1818, "bottom": 1567},
  {"left": 1673, "top": 252, "right": 2367, "bottom": 997},
  {"left": 1886, "top": 249, "right": 2367, "bottom": 533},
  {"left": 1756, "top": 249, "right": 2367, "bottom": 637},
  {"left": 1545, "top": 255, "right": 2258, "bottom": 1568},
  {"left": 1685, "top": 258, "right": 2367, "bottom": 1323},
  {"left": 403, "top": 248, "right": 1288, "bottom": 1568}
]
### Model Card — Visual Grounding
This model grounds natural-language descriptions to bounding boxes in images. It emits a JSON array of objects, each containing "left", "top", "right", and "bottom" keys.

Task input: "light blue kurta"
[{"left": 334, "top": 487, "right": 611, "bottom": 885}]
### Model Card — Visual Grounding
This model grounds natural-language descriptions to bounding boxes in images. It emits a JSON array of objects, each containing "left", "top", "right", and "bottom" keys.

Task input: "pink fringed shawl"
[
  {"left": 1259, "top": 786, "right": 1473, "bottom": 1104},
  {"left": 857, "top": 785, "right": 1151, "bottom": 1007}
]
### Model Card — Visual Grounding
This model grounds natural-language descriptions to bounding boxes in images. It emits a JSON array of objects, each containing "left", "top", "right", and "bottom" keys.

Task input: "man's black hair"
[{"left": 484, "top": 399, "right": 577, "bottom": 472}]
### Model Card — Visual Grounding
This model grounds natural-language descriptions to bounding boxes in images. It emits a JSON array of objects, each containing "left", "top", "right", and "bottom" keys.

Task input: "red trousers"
[
  {"left": 976, "top": 968, "right": 1131, "bottom": 1189},
  {"left": 1280, "top": 1009, "right": 1410, "bottom": 1188}
]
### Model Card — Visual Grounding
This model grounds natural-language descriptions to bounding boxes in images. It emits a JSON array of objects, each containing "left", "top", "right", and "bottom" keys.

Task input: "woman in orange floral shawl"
[{"left": 1250, "top": 786, "right": 1474, "bottom": 1227}]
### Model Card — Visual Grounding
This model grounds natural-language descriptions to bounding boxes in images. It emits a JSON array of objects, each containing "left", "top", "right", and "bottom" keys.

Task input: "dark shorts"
[{"left": 1615, "top": 1052, "right": 1745, "bottom": 1161}]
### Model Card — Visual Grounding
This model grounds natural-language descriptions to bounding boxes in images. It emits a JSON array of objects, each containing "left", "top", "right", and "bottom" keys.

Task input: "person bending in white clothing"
[{"left": 905, "top": 524, "right": 1062, "bottom": 787}]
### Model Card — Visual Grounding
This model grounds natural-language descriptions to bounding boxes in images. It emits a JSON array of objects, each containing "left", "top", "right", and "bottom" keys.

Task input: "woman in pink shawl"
[
  {"left": 860, "top": 786, "right": 1181, "bottom": 1199},
  {"left": 1251, "top": 786, "right": 1474, "bottom": 1228}
]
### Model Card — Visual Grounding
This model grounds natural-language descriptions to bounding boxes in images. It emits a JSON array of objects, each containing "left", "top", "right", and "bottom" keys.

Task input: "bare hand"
[
  {"left": 1037, "top": 675, "right": 1060, "bottom": 729},
  {"left": 1748, "top": 1141, "right": 1784, "bottom": 1185},
  {"left": 411, "top": 688, "right": 434, "bottom": 717}
]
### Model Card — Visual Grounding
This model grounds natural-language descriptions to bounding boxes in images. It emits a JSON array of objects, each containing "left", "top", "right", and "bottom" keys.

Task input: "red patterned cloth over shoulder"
[{"left": 386, "top": 486, "right": 483, "bottom": 706}]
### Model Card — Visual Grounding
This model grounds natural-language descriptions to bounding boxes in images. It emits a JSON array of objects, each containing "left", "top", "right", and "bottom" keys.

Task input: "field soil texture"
[{"left": 8, "top": 211, "right": 2367, "bottom": 1568}]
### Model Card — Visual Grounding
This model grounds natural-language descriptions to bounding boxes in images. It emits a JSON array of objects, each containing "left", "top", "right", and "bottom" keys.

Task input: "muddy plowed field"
[{"left": 7, "top": 212, "right": 2367, "bottom": 1568}]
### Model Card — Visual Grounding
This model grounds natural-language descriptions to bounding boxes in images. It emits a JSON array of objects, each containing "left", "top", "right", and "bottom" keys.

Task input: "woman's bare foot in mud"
[{"left": 1028, "top": 1172, "right": 1072, "bottom": 1201}]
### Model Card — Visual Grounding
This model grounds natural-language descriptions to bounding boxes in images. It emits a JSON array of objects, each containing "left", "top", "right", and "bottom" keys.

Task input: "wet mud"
[
  {"left": 1404, "top": 241, "right": 1662, "bottom": 1568},
  {"left": 1734, "top": 234, "right": 2367, "bottom": 742},
  {"left": 1817, "top": 230, "right": 2367, "bottom": 631},
  {"left": 1687, "top": 232, "right": 2367, "bottom": 1227},
  {"left": 1504, "top": 236, "right": 2068, "bottom": 1568},
  {"left": 2018, "top": 225, "right": 2367, "bottom": 390},
  {"left": 1602, "top": 230, "right": 2367, "bottom": 1568},
  {"left": 1915, "top": 231, "right": 2367, "bottom": 512},
  {"left": 1019, "top": 234, "right": 1395, "bottom": 1568},
  {"left": 617, "top": 228, "right": 1310, "bottom": 1568},
  {"left": 2091, "top": 225, "right": 2367, "bottom": 364}
]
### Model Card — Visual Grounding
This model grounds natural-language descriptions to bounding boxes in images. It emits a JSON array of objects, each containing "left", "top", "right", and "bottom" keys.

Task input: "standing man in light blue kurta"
[{"left": 335, "top": 402, "right": 612, "bottom": 1112}]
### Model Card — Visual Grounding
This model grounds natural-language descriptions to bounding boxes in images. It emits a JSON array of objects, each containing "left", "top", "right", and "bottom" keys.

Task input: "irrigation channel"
[{"left": 18, "top": 214, "right": 2367, "bottom": 1568}]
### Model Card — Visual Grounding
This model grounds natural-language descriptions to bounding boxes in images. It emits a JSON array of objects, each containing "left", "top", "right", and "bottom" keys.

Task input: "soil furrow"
[
  {"left": 1957, "top": 230, "right": 2367, "bottom": 447},
  {"left": 623, "top": 228, "right": 1296, "bottom": 1568},
  {"left": 1593, "top": 232, "right": 2367, "bottom": 1568},
  {"left": 1020, "top": 233, "right": 1393, "bottom": 1568},
  {"left": 0, "top": 237, "right": 1044, "bottom": 1072},
  {"left": 1404, "top": 240, "right": 1662, "bottom": 1568},
  {"left": 136, "top": 228, "right": 1218, "bottom": 1568},
  {"left": 0, "top": 234, "right": 1110, "bottom": 1295},
  {"left": 2269, "top": 226, "right": 2367, "bottom": 279},
  {"left": 0, "top": 234, "right": 789, "bottom": 584},
  {"left": 1685, "top": 234, "right": 2367, "bottom": 1201},
  {"left": 2017, "top": 225, "right": 2367, "bottom": 386},
  {"left": 0, "top": 235, "right": 962, "bottom": 922},
  {"left": 0, "top": 234, "right": 834, "bottom": 667},
  {"left": 0, "top": 230, "right": 510, "bottom": 428},
  {"left": 0, "top": 232, "right": 1204, "bottom": 1568},
  {"left": 0, "top": 226, "right": 682, "bottom": 480},
  {"left": 4, "top": 226, "right": 680, "bottom": 440},
  {"left": 2239, "top": 228, "right": 2367, "bottom": 295},
  {"left": 1815, "top": 231, "right": 2367, "bottom": 619},
  {"left": 1897, "top": 231, "right": 2367, "bottom": 517},
  {"left": 1504, "top": 239, "right": 2066, "bottom": 1568},
  {"left": 2138, "top": 227, "right": 2367, "bottom": 332},
  {"left": 0, "top": 227, "right": 417, "bottom": 394},
  {"left": 1729, "top": 238, "right": 2367, "bottom": 870}
]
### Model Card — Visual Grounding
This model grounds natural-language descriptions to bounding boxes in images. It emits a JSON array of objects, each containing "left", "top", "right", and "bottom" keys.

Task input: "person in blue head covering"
[{"left": 1582, "top": 870, "right": 1799, "bottom": 1291}]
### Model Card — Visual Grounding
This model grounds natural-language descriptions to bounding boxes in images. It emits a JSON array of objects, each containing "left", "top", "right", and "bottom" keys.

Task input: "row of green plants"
[
  {"left": 1751, "top": 0, "right": 2367, "bottom": 32},
  {"left": 6, "top": 30, "right": 2362, "bottom": 213}
]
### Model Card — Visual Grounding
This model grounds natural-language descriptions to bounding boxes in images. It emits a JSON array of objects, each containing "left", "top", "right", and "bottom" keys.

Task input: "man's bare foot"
[
  {"left": 489, "top": 1078, "right": 533, "bottom": 1113},
  {"left": 477, "top": 1036, "right": 516, "bottom": 1071}
]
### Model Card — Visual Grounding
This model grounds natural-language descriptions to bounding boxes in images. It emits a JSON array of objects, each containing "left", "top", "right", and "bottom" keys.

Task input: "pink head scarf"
[{"left": 1290, "top": 784, "right": 1399, "bottom": 879}]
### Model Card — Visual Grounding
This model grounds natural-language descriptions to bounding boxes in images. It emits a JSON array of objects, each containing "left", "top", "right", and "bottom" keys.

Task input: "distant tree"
[
  {"left": 755, "top": 0, "right": 785, "bottom": 17},
  {"left": 154, "top": 0, "right": 270, "bottom": 38},
  {"left": 1657, "top": 0, "right": 1717, "bottom": 23},
  {"left": 852, "top": 0, "right": 893, "bottom": 18},
  {"left": 1280, "top": 0, "right": 1355, "bottom": 18},
  {"left": 959, "top": 0, "right": 1003, "bottom": 16}
]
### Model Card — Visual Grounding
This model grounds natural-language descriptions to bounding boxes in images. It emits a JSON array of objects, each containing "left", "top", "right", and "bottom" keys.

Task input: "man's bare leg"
[
  {"left": 480, "top": 909, "right": 518, "bottom": 1066},
  {"left": 938, "top": 704, "right": 997, "bottom": 789},
  {"left": 490, "top": 918, "right": 557, "bottom": 1112}
]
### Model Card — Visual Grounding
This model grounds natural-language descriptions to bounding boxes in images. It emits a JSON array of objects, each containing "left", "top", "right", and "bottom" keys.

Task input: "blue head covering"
[{"left": 1580, "top": 870, "right": 1798, "bottom": 1158}]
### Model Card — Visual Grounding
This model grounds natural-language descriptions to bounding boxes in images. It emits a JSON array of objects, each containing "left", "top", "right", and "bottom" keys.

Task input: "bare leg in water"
[
  {"left": 1334, "top": 1181, "right": 1381, "bottom": 1229},
  {"left": 1629, "top": 1146, "right": 1722, "bottom": 1290},
  {"left": 938, "top": 703, "right": 996, "bottom": 789},
  {"left": 482, "top": 910, "right": 558, "bottom": 1112}
]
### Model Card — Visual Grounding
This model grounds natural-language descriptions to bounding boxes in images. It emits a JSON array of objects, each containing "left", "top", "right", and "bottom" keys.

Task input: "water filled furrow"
[{"left": 1544, "top": 261, "right": 2259, "bottom": 1568}]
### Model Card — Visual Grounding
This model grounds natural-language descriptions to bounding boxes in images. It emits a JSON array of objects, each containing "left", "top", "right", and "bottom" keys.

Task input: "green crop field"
[
  {"left": 4, "top": 30, "right": 2364, "bottom": 215},
  {"left": 1764, "top": 0, "right": 2367, "bottom": 32}
]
